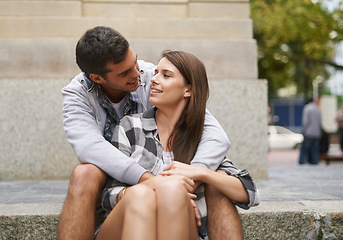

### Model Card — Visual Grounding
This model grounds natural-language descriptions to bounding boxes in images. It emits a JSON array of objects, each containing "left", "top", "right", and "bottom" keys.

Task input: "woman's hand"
[{"left": 160, "top": 161, "right": 207, "bottom": 181}]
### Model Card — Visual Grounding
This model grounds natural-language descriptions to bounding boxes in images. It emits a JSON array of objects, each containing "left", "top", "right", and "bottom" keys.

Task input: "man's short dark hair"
[{"left": 76, "top": 26, "right": 129, "bottom": 78}]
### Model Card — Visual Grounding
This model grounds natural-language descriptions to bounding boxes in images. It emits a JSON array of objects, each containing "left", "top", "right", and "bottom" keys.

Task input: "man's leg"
[
  {"left": 205, "top": 182, "right": 243, "bottom": 240},
  {"left": 339, "top": 129, "right": 343, "bottom": 152},
  {"left": 57, "top": 164, "right": 107, "bottom": 240},
  {"left": 299, "top": 137, "right": 310, "bottom": 164},
  {"left": 309, "top": 138, "right": 320, "bottom": 165}
]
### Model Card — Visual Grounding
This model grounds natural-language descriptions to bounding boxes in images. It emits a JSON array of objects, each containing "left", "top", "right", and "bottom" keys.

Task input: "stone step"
[
  {"left": 0, "top": 0, "right": 249, "bottom": 19},
  {"left": 0, "top": 38, "right": 257, "bottom": 79},
  {"left": 1, "top": 162, "right": 343, "bottom": 240},
  {"left": 1, "top": 201, "right": 343, "bottom": 239},
  {"left": 0, "top": 17, "right": 252, "bottom": 39}
]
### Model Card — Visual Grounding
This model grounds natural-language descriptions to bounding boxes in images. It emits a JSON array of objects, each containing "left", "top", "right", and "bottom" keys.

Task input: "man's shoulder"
[
  {"left": 138, "top": 60, "right": 156, "bottom": 83},
  {"left": 138, "top": 60, "right": 155, "bottom": 70},
  {"left": 63, "top": 72, "right": 85, "bottom": 92}
]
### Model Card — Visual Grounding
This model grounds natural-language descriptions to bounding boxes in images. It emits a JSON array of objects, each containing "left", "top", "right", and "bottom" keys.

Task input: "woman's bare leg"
[
  {"left": 155, "top": 177, "right": 198, "bottom": 240},
  {"left": 96, "top": 184, "right": 157, "bottom": 240}
]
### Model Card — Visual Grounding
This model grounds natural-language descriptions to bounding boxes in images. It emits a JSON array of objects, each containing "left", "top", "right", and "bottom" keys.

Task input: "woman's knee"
[
  {"left": 124, "top": 185, "right": 156, "bottom": 214},
  {"left": 68, "top": 164, "right": 106, "bottom": 196},
  {"left": 155, "top": 178, "right": 189, "bottom": 207}
]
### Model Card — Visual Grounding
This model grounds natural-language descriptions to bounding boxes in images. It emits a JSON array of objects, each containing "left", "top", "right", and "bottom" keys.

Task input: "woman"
[{"left": 96, "top": 50, "right": 259, "bottom": 240}]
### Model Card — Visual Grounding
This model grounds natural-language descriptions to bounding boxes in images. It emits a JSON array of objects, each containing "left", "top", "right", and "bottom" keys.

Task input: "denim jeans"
[{"left": 299, "top": 136, "right": 320, "bottom": 164}]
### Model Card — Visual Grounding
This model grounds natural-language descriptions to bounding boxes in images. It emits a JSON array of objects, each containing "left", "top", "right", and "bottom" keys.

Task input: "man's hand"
[{"left": 138, "top": 171, "right": 155, "bottom": 183}]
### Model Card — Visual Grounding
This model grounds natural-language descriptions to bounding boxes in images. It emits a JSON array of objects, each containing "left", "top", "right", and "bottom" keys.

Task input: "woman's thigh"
[{"left": 155, "top": 177, "right": 199, "bottom": 240}]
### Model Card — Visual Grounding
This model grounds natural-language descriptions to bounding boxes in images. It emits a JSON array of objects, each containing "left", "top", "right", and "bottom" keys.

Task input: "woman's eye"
[{"left": 163, "top": 74, "right": 170, "bottom": 78}]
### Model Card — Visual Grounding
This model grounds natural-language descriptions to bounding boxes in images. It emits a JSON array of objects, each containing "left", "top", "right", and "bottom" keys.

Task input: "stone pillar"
[{"left": 0, "top": 0, "right": 268, "bottom": 180}]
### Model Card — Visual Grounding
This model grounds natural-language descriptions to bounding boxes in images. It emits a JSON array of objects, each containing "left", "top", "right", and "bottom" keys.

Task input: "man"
[
  {"left": 335, "top": 105, "right": 343, "bottom": 152},
  {"left": 58, "top": 26, "right": 244, "bottom": 239},
  {"left": 299, "top": 97, "right": 322, "bottom": 165}
]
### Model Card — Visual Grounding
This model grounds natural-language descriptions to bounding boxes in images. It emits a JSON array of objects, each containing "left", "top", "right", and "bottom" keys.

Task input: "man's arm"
[
  {"left": 62, "top": 77, "right": 147, "bottom": 185},
  {"left": 190, "top": 109, "right": 230, "bottom": 170}
]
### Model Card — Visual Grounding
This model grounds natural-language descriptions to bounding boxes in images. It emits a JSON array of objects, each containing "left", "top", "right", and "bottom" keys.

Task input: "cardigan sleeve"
[{"left": 218, "top": 158, "right": 260, "bottom": 209}]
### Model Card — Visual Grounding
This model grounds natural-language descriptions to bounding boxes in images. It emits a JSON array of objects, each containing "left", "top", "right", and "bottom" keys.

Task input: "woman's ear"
[
  {"left": 184, "top": 85, "right": 192, "bottom": 98},
  {"left": 89, "top": 73, "right": 104, "bottom": 84}
]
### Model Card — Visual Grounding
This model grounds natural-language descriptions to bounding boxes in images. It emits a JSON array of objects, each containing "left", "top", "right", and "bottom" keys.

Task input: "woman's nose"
[{"left": 151, "top": 75, "right": 159, "bottom": 84}]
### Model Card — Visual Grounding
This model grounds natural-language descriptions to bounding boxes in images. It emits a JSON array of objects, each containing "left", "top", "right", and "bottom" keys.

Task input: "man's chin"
[{"left": 129, "top": 82, "right": 140, "bottom": 92}]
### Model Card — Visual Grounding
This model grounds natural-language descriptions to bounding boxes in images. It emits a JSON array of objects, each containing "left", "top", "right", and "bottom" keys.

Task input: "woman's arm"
[
  {"left": 161, "top": 160, "right": 260, "bottom": 208},
  {"left": 161, "top": 162, "right": 247, "bottom": 203},
  {"left": 190, "top": 110, "right": 230, "bottom": 171}
]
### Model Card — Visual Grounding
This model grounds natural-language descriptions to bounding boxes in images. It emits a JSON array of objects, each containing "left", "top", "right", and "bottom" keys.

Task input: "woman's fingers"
[{"left": 190, "top": 199, "right": 201, "bottom": 226}]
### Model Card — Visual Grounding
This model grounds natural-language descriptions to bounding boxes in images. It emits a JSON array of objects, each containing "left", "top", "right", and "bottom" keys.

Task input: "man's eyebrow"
[{"left": 117, "top": 55, "right": 138, "bottom": 76}]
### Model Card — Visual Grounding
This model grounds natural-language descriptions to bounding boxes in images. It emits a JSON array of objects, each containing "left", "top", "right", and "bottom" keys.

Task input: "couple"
[{"left": 59, "top": 26, "right": 259, "bottom": 240}]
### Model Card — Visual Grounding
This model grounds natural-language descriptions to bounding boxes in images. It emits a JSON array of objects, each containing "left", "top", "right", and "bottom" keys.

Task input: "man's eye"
[{"left": 122, "top": 70, "right": 129, "bottom": 76}]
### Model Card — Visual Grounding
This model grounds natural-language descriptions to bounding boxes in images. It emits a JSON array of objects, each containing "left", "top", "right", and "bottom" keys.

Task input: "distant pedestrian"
[
  {"left": 335, "top": 105, "right": 343, "bottom": 152},
  {"left": 299, "top": 97, "right": 322, "bottom": 165}
]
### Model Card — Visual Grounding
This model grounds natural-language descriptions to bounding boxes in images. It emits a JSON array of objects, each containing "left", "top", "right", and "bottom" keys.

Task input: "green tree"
[{"left": 251, "top": 0, "right": 343, "bottom": 99}]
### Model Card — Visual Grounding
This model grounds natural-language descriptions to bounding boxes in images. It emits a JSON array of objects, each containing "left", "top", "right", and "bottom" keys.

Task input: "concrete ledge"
[
  {"left": 240, "top": 201, "right": 343, "bottom": 239},
  {"left": 1, "top": 201, "right": 342, "bottom": 239}
]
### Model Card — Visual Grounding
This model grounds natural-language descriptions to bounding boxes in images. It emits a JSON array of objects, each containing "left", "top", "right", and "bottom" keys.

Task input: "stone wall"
[{"left": 0, "top": 0, "right": 268, "bottom": 180}]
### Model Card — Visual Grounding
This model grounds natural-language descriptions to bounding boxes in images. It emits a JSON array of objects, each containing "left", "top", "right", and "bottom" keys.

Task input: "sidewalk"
[
  {"left": 1, "top": 149, "right": 343, "bottom": 205},
  {"left": 257, "top": 147, "right": 343, "bottom": 202},
  {"left": 1, "top": 148, "right": 343, "bottom": 239}
]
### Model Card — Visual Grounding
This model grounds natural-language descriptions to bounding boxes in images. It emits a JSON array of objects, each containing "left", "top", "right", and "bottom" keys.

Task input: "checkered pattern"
[
  {"left": 101, "top": 107, "right": 260, "bottom": 239},
  {"left": 98, "top": 90, "right": 139, "bottom": 142}
]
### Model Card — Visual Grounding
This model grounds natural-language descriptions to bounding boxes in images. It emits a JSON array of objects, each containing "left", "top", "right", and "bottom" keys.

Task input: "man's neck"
[{"left": 105, "top": 90, "right": 128, "bottom": 104}]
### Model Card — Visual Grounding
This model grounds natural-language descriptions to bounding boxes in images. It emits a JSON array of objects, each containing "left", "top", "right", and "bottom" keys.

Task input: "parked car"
[{"left": 268, "top": 125, "right": 303, "bottom": 150}]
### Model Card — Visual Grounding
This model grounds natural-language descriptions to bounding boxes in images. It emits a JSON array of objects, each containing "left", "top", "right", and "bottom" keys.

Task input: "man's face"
[{"left": 94, "top": 46, "right": 140, "bottom": 103}]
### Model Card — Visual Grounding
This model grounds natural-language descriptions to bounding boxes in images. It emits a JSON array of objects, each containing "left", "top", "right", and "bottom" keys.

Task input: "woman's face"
[{"left": 149, "top": 57, "right": 191, "bottom": 109}]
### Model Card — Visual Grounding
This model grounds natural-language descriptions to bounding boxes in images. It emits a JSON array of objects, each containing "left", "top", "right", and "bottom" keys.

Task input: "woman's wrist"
[
  {"left": 194, "top": 166, "right": 210, "bottom": 182},
  {"left": 117, "top": 187, "right": 127, "bottom": 202}
]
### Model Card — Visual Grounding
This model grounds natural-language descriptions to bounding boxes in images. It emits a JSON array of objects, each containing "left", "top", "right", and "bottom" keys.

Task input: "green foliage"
[{"left": 251, "top": 0, "right": 343, "bottom": 99}]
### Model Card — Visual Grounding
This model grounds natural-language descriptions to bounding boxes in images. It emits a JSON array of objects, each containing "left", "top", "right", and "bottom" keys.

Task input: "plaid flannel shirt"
[{"left": 102, "top": 107, "right": 260, "bottom": 239}]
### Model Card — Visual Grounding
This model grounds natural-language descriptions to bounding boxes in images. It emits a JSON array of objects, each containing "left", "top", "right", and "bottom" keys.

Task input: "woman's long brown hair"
[{"left": 163, "top": 50, "right": 209, "bottom": 164}]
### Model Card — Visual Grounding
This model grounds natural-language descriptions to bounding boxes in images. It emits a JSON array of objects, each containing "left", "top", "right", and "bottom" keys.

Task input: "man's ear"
[
  {"left": 89, "top": 73, "right": 103, "bottom": 84},
  {"left": 184, "top": 85, "right": 192, "bottom": 98}
]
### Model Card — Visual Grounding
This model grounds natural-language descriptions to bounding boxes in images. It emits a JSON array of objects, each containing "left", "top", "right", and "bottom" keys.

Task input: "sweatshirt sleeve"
[
  {"left": 190, "top": 109, "right": 230, "bottom": 170},
  {"left": 62, "top": 78, "right": 147, "bottom": 185}
]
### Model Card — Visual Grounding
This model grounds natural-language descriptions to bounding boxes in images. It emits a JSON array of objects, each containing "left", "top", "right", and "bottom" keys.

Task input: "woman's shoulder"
[
  {"left": 120, "top": 113, "right": 144, "bottom": 128},
  {"left": 119, "top": 108, "right": 156, "bottom": 132}
]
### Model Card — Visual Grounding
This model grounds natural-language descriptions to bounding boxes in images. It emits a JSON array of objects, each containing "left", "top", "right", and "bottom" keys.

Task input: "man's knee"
[
  {"left": 205, "top": 183, "right": 238, "bottom": 216},
  {"left": 68, "top": 164, "right": 107, "bottom": 197},
  {"left": 205, "top": 183, "right": 222, "bottom": 201}
]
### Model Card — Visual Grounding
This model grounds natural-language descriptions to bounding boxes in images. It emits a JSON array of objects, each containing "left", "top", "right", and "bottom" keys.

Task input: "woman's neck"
[{"left": 155, "top": 104, "right": 185, "bottom": 151}]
